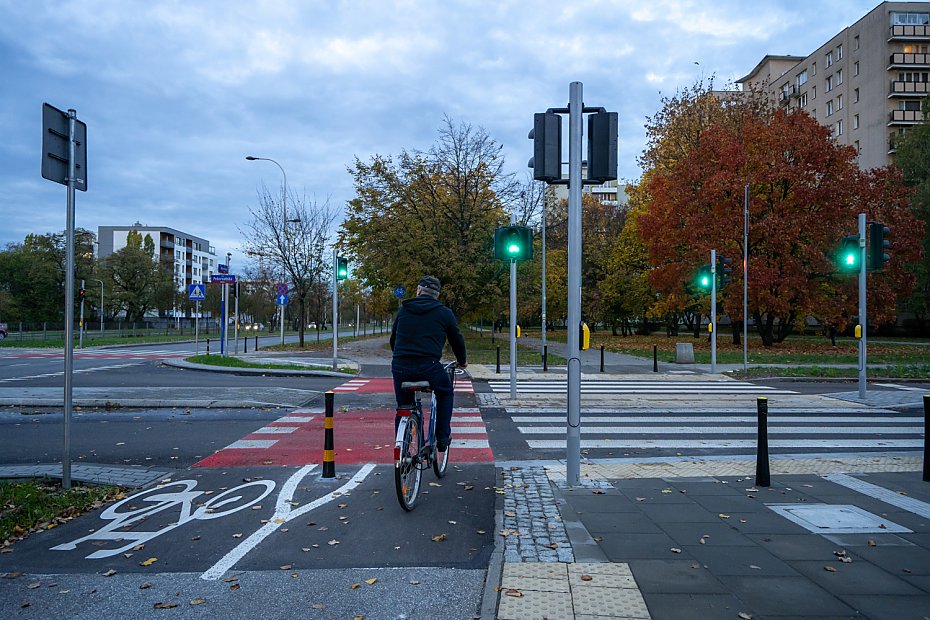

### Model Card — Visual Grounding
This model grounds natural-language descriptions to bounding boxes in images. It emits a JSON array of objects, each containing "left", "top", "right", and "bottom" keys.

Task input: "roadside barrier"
[
  {"left": 323, "top": 391, "right": 335, "bottom": 478},
  {"left": 756, "top": 396, "right": 771, "bottom": 487}
]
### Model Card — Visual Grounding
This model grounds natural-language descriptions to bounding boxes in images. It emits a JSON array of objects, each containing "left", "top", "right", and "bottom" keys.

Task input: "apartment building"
[
  {"left": 97, "top": 224, "right": 217, "bottom": 315},
  {"left": 547, "top": 163, "right": 628, "bottom": 208},
  {"left": 738, "top": 2, "right": 930, "bottom": 170}
]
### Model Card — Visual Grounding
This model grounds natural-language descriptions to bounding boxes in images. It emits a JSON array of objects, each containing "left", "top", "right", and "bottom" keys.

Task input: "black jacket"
[{"left": 390, "top": 296, "right": 467, "bottom": 365}]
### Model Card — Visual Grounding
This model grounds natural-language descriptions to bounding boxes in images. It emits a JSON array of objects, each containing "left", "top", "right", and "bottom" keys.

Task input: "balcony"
[
  {"left": 889, "top": 80, "right": 930, "bottom": 96},
  {"left": 889, "top": 52, "right": 930, "bottom": 68},
  {"left": 889, "top": 109, "right": 925, "bottom": 124},
  {"left": 890, "top": 25, "right": 930, "bottom": 40}
]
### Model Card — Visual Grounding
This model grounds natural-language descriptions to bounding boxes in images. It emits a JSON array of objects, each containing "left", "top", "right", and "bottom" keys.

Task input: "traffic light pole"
[
  {"left": 79, "top": 279, "right": 85, "bottom": 350},
  {"left": 332, "top": 249, "right": 339, "bottom": 371},
  {"left": 710, "top": 251, "right": 717, "bottom": 373},
  {"left": 858, "top": 213, "right": 867, "bottom": 399},
  {"left": 62, "top": 109, "right": 78, "bottom": 490},
  {"left": 566, "top": 81, "right": 583, "bottom": 487},
  {"left": 510, "top": 215, "right": 518, "bottom": 399}
]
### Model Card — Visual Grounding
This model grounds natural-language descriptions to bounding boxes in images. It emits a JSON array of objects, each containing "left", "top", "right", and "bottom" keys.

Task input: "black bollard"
[
  {"left": 924, "top": 395, "right": 930, "bottom": 482},
  {"left": 756, "top": 397, "right": 771, "bottom": 487},
  {"left": 600, "top": 345, "right": 605, "bottom": 373},
  {"left": 323, "top": 391, "right": 335, "bottom": 478},
  {"left": 653, "top": 345, "right": 658, "bottom": 373},
  {"left": 243, "top": 335, "right": 248, "bottom": 353},
  {"left": 543, "top": 345, "right": 548, "bottom": 372},
  {"left": 206, "top": 338, "right": 210, "bottom": 355},
  {"left": 255, "top": 335, "right": 258, "bottom": 351},
  {"left": 496, "top": 346, "right": 501, "bottom": 374}
]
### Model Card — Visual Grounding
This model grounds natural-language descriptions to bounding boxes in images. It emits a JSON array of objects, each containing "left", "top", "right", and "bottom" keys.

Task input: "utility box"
[{"left": 675, "top": 342, "right": 695, "bottom": 364}]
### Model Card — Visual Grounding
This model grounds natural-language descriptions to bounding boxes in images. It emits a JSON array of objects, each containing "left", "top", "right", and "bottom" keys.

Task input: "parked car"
[
  {"left": 0, "top": 323, "right": 7, "bottom": 339},
  {"left": 307, "top": 322, "right": 317, "bottom": 329}
]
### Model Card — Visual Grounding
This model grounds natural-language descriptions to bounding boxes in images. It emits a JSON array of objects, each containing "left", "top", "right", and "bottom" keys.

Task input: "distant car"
[
  {"left": 307, "top": 322, "right": 317, "bottom": 329},
  {"left": 0, "top": 323, "right": 7, "bottom": 340}
]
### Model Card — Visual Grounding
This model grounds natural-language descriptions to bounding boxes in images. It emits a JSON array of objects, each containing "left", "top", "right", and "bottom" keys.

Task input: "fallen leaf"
[
  {"left": 132, "top": 545, "right": 144, "bottom": 551},
  {"left": 448, "top": 520, "right": 457, "bottom": 525},
  {"left": 670, "top": 547, "right": 682, "bottom": 554},
  {"left": 690, "top": 562, "right": 701, "bottom": 569},
  {"left": 749, "top": 565, "right": 761, "bottom": 570},
  {"left": 592, "top": 489, "right": 605, "bottom": 495},
  {"left": 476, "top": 529, "right": 486, "bottom": 535},
  {"left": 232, "top": 533, "right": 243, "bottom": 538},
  {"left": 580, "top": 574, "right": 593, "bottom": 581},
  {"left": 738, "top": 613, "right": 753, "bottom": 620},
  {"left": 510, "top": 466, "right": 522, "bottom": 471},
  {"left": 661, "top": 489, "right": 672, "bottom": 494},
  {"left": 409, "top": 580, "right": 420, "bottom": 585},
  {"left": 431, "top": 533, "right": 447, "bottom": 542},
  {"left": 280, "top": 564, "right": 292, "bottom": 570},
  {"left": 224, "top": 577, "right": 238, "bottom": 583},
  {"left": 302, "top": 547, "right": 312, "bottom": 552},
  {"left": 154, "top": 602, "right": 179, "bottom": 609},
  {"left": 190, "top": 599, "right": 205, "bottom": 605},
  {"left": 824, "top": 566, "right": 837, "bottom": 572},
  {"left": 328, "top": 539, "right": 340, "bottom": 546},
  {"left": 139, "top": 558, "right": 158, "bottom": 567},
  {"left": 191, "top": 536, "right": 201, "bottom": 541},
  {"left": 139, "top": 581, "right": 152, "bottom": 589},
  {"left": 229, "top": 583, "right": 240, "bottom": 591},
  {"left": 102, "top": 569, "right": 116, "bottom": 577},
  {"left": 21, "top": 601, "right": 30, "bottom": 608},
  {"left": 27, "top": 582, "right": 40, "bottom": 589},
  {"left": 251, "top": 505, "right": 262, "bottom": 510},
  {"left": 428, "top": 482, "right": 441, "bottom": 487},
  {"left": 718, "top": 514, "right": 730, "bottom": 519},
  {"left": 312, "top": 603, "right": 325, "bottom": 610},
  {"left": 364, "top": 578, "right": 378, "bottom": 585},
  {"left": 867, "top": 540, "right": 877, "bottom": 547},
  {"left": 351, "top": 583, "right": 361, "bottom": 590},
  {"left": 504, "top": 588, "right": 524, "bottom": 597},
  {"left": 635, "top": 497, "right": 646, "bottom": 502},
  {"left": 3, "top": 572, "right": 22, "bottom": 579}
]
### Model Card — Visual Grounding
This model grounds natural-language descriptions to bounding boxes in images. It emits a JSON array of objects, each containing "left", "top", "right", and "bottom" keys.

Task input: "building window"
[
  {"left": 892, "top": 12, "right": 930, "bottom": 26},
  {"left": 826, "top": 75, "right": 833, "bottom": 91},
  {"left": 836, "top": 120, "right": 844, "bottom": 136},
  {"left": 780, "top": 82, "right": 790, "bottom": 99},
  {"left": 836, "top": 69, "right": 843, "bottom": 86},
  {"left": 837, "top": 44, "right": 843, "bottom": 60},
  {"left": 854, "top": 140, "right": 860, "bottom": 153},
  {"left": 904, "top": 44, "right": 930, "bottom": 54},
  {"left": 854, "top": 88, "right": 859, "bottom": 103},
  {"left": 853, "top": 114, "right": 859, "bottom": 129},
  {"left": 799, "top": 92, "right": 808, "bottom": 107},
  {"left": 902, "top": 99, "right": 922, "bottom": 111},
  {"left": 854, "top": 61, "right": 859, "bottom": 77},
  {"left": 826, "top": 100, "right": 834, "bottom": 116},
  {"left": 826, "top": 51, "right": 833, "bottom": 67},
  {"left": 854, "top": 35, "right": 859, "bottom": 50},
  {"left": 812, "top": 86, "right": 816, "bottom": 99},
  {"left": 837, "top": 94, "right": 843, "bottom": 110},
  {"left": 797, "top": 69, "right": 808, "bottom": 87}
]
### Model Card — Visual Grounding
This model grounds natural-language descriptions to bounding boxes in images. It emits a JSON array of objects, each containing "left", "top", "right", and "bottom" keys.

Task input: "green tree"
[{"left": 100, "top": 230, "right": 173, "bottom": 322}]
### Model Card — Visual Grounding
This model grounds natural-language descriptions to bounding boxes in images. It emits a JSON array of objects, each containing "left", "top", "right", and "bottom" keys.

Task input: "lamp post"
[
  {"left": 246, "top": 155, "right": 288, "bottom": 346},
  {"left": 92, "top": 279, "right": 104, "bottom": 333}
]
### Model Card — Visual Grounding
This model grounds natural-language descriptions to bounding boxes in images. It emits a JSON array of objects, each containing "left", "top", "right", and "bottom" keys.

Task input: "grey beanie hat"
[{"left": 417, "top": 275, "right": 441, "bottom": 294}]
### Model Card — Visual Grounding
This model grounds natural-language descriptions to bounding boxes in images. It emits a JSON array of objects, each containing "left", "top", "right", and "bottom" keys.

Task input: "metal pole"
[
  {"left": 566, "top": 81, "right": 583, "bottom": 487},
  {"left": 93, "top": 279, "right": 104, "bottom": 333},
  {"left": 79, "top": 278, "right": 85, "bottom": 350},
  {"left": 923, "top": 394, "right": 929, "bottom": 482},
  {"left": 62, "top": 109, "right": 77, "bottom": 490},
  {"left": 858, "top": 213, "right": 867, "bottom": 399},
  {"left": 711, "top": 250, "right": 717, "bottom": 373},
  {"left": 195, "top": 300, "right": 200, "bottom": 355},
  {"left": 743, "top": 184, "right": 749, "bottom": 372},
  {"left": 332, "top": 249, "right": 339, "bottom": 370},
  {"left": 356, "top": 304, "right": 360, "bottom": 338},
  {"left": 510, "top": 214, "right": 517, "bottom": 399},
  {"left": 234, "top": 280, "right": 239, "bottom": 354},
  {"left": 220, "top": 283, "right": 226, "bottom": 356},
  {"left": 541, "top": 200, "right": 547, "bottom": 367}
]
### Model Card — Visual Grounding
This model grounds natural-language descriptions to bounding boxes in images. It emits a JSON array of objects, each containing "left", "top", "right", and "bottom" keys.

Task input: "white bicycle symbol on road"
[{"left": 52, "top": 479, "right": 276, "bottom": 559}]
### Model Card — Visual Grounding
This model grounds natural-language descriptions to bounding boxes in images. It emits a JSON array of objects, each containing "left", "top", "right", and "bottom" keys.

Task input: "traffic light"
[
  {"left": 587, "top": 111, "right": 618, "bottom": 183},
  {"left": 868, "top": 221, "right": 890, "bottom": 270},
  {"left": 695, "top": 264, "right": 712, "bottom": 291},
  {"left": 838, "top": 235, "right": 860, "bottom": 272},
  {"left": 494, "top": 225, "right": 534, "bottom": 261},
  {"left": 528, "top": 112, "right": 561, "bottom": 183},
  {"left": 336, "top": 256, "right": 348, "bottom": 280},
  {"left": 78, "top": 288, "right": 86, "bottom": 302},
  {"left": 717, "top": 255, "right": 733, "bottom": 286}
]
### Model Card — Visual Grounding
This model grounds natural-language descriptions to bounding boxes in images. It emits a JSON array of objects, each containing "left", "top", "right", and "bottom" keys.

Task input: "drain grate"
[{"left": 767, "top": 503, "right": 912, "bottom": 535}]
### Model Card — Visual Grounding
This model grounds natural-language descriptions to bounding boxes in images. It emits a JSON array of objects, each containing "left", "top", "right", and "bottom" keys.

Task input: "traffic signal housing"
[
  {"left": 336, "top": 256, "right": 349, "bottom": 280},
  {"left": 78, "top": 288, "right": 86, "bottom": 302},
  {"left": 838, "top": 235, "right": 860, "bottom": 272},
  {"left": 868, "top": 221, "right": 890, "bottom": 271},
  {"left": 695, "top": 264, "right": 713, "bottom": 291},
  {"left": 587, "top": 111, "right": 618, "bottom": 183},
  {"left": 494, "top": 225, "right": 534, "bottom": 261},
  {"left": 717, "top": 255, "right": 733, "bottom": 286},
  {"left": 528, "top": 112, "right": 561, "bottom": 183}
]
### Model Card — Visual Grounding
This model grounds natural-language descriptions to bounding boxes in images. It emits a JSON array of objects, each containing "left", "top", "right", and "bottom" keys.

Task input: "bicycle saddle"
[{"left": 401, "top": 381, "right": 431, "bottom": 391}]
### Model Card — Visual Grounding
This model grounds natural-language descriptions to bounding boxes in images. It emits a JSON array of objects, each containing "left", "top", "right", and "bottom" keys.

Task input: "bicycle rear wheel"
[{"left": 394, "top": 416, "right": 422, "bottom": 511}]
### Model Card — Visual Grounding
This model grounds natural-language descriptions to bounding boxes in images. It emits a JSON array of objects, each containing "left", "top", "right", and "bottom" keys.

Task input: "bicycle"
[{"left": 393, "top": 361, "right": 457, "bottom": 511}]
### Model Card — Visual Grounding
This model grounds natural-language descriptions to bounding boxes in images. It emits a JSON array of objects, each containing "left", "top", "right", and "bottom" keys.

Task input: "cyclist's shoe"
[{"left": 437, "top": 438, "right": 450, "bottom": 452}]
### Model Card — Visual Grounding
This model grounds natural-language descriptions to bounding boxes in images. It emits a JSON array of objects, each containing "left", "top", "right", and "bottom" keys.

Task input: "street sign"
[
  {"left": 393, "top": 285, "right": 406, "bottom": 299},
  {"left": 41, "top": 103, "right": 87, "bottom": 191},
  {"left": 217, "top": 264, "right": 229, "bottom": 274},
  {"left": 276, "top": 293, "right": 289, "bottom": 306},
  {"left": 210, "top": 274, "right": 237, "bottom": 284},
  {"left": 188, "top": 284, "right": 206, "bottom": 301},
  {"left": 276, "top": 282, "right": 288, "bottom": 295}
]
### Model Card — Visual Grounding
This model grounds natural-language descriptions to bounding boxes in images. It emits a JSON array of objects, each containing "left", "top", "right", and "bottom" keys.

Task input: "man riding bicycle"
[{"left": 390, "top": 275, "right": 467, "bottom": 453}]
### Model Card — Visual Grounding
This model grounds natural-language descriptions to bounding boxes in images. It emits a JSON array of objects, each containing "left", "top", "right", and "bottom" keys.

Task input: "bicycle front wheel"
[{"left": 394, "top": 416, "right": 422, "bottom": 511}]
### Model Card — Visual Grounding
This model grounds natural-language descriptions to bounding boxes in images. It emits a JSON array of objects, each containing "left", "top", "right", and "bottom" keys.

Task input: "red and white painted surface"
[
  {"left": 194, "top": 407, "right": 491, "bottom": 468},
  {"left": 330, "top": 377, "right": 474, "bottom": 394}
]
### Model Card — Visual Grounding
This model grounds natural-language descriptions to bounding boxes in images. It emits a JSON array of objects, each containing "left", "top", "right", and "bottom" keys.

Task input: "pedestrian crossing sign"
[{"left": 188, "top": 284, "right": 206, "bottom": 301}]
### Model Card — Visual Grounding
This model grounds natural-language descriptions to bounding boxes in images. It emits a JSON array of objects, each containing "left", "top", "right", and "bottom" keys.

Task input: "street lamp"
[
  {"left": 246, "top": 155, "right": 288, "bottom": 345},
  {"left": 92, "top": 279, "right": 104, "bottom": 333}
]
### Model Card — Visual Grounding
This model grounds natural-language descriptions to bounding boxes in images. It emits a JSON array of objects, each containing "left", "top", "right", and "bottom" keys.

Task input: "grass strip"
[
  {"left": 185, "top": 354, "right": 355, "bottom": 374},
  {"left": 1, "top": 481, "right": 121, "bottom": 547},
  {"left": 729, "top": 365, "right": 930, "bottom": 380}
]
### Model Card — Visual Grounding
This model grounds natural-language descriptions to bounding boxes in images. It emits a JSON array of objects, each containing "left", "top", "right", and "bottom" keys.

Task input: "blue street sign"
[
  {"left": 188, "top": 283, "right": 206, "bottom": 301},
  {"left": 393, "top": 285, "right": 406, "bottom": 299},
  {"left": 217, "top": 264, "right": 229, "bottom": 274},
  {"left": 276, "top": 293, "right": 289, "bottom": 306},
  {"left": 210, "top": 274, "right": 237, "bottom": 284}
]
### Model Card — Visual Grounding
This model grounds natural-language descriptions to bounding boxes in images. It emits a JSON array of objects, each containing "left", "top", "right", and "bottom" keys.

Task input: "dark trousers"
[{"left": 392, "top": 359, "right": 454, "bottom": 444}]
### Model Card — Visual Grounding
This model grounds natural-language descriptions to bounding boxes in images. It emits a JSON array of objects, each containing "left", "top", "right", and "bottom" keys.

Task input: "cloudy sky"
[{"left": 0, "top": 0, "right": 886, "bottom": 266}]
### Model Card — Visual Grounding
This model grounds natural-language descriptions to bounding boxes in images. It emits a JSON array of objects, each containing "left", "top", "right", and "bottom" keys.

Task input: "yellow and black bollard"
[{"left": 322, "top": 391, "right": 335, "bottom": 478}]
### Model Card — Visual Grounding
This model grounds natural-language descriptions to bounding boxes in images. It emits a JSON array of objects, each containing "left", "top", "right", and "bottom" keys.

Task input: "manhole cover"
[{"left": 767, "top": 504, "right": 911, "bottom": 534}]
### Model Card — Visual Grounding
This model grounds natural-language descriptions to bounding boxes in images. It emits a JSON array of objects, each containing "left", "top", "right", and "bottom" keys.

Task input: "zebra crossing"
[
  {"left": 507, "top": 409, "right": 924, "bottom": 454},
  {"left": 487, "top": 378, "right": 796, "bottom": 395},
  {"left": 2, "top": 348, "right": 189, "bottom": 359}
]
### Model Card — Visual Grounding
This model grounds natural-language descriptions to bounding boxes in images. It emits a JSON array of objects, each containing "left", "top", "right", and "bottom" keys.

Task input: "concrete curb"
[{"left": 161, "top": 358, "right": 356, "bottom": 377}]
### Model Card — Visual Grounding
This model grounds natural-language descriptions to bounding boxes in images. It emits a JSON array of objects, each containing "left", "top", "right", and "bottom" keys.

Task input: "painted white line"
[
  {"left": 451, "top": 425, "right": 489, "bottom": 433},
  {"left": 252, "top": 426, "right": 299, "bottom": 434},
  {"left": 225, "top": 439, "right": 278, "bottom": 449},
  {"left": 452, "top": 439, "right": 491, "bottom": 448},
  {"left": 526, "top": 439, "right": 924, "bottom": 449},
  {"left": 874, "top": 383, "right": 927, "bottom": 392},
  {"left": 823, "top": 473, "right": 930, "bottom": 519},
  {"left": 201, "top": 463, "right": 374, "bottom": 580},
  {"left": 281, "top": 416, "right": 314, "bottom": 423},
  {"left": 510, "top": 416, "right": 923, "bottom": 424},
  {"left": 516, "top": 425, "right": 924, "bottom": 435}
]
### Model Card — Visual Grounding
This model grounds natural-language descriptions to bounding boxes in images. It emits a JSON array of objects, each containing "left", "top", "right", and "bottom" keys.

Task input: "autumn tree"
[
  {"left": 341, "top": 116, "right": 519, "bottom": 321},
  {"left": 100, "top": 229, "right": 174, "bottom": 322}
]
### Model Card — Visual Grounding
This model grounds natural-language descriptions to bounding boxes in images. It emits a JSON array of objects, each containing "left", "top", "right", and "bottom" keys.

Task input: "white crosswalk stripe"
[
  {"left": 509, "top": 411, "right": 924, "bottom": 453},
  {"left": 487, "top": 379, "right": 796, "bottom": 395}
]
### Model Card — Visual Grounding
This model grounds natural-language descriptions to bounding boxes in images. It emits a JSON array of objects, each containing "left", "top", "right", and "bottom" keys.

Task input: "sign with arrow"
[{"left": 276, "top": 293, "right": 289, "bottom": 306}]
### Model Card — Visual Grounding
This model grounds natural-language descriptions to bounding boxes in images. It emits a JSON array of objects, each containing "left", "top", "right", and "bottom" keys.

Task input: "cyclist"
[{"left": 390, "top": 275, "right": 467, "bottom": 453}]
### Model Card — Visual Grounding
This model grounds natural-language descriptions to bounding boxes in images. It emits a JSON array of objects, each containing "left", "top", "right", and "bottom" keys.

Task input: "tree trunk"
[
  {"left": 755, "top": 312, "right": 775, "bottom": 347},
  {"left": 298, "top": 296, "right": 306, "bottom": 347},
  {"left": 731, "top": 318, "right": 741, "bottom": 345}
]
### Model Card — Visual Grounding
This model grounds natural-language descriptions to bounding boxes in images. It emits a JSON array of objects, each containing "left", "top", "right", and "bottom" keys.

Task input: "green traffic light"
[{"left": 507, "top": 243, "right": 520, "bottom": 254}]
